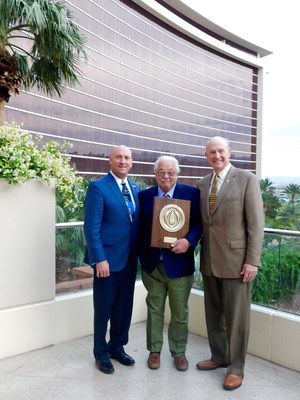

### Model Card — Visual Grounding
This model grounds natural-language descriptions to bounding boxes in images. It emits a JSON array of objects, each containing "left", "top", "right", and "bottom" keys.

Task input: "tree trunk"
[{"left": 0, "top": 100, "right": 5, "bottom": 125}]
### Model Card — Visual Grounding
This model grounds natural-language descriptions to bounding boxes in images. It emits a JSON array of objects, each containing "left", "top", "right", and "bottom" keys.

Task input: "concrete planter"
[{"left": 0, "top": 179, "right": 56, "bottom": 309}]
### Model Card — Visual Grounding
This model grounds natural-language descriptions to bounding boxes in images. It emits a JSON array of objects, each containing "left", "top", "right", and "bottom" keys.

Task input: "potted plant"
[
  {"left": 0, "top": 121, "right": 83, "bottom": 310},
  {"left": 0, "top": 121, "right": 83, "bottom": 210}
]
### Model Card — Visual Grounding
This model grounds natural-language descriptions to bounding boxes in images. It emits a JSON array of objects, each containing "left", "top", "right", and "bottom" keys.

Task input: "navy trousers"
[{"left": 93, "top": 256, "right": 136, "bottom": 361}]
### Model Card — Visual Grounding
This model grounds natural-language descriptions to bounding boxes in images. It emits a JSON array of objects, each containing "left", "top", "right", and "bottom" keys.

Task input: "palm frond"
[{"left": 0, "top": 0, "right": 86, "bottom": 100}]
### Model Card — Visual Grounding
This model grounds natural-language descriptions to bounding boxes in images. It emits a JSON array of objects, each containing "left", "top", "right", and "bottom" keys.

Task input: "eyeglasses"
[{"left": 156, "top": 170, "right": 177, "bottom": 177}]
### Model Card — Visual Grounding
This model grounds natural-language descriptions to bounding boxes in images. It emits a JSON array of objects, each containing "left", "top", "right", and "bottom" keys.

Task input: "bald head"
[
  {"left": 205, "top": 136, "right": 231, "bottom": 173},
  {"left": 110, "top": 145, "right": 132, "bottom": 158},
  {"left": 109, "top": 145, "right": 133, "bottom": 179},
  {"left": 206, "top": 136, "right": 230, "bottom": 151}
]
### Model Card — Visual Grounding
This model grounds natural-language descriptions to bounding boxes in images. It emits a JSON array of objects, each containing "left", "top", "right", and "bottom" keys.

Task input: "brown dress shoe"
[
  {"left": 174, "top": 355, "right": 189, "bottom": 371},
  {"left": 223, "top": 374, "right": 243, "bottom": 390},
  {"left": 147, "top": 353, "right": 160, "bottom": 369},
  {"left": 196, "top": 359, "right": 228, "bottom": 371}
]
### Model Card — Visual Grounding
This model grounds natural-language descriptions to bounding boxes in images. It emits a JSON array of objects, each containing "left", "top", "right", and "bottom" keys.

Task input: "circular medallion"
[{"left": 159, "top": 204, "right": 185, "bottom": 232}]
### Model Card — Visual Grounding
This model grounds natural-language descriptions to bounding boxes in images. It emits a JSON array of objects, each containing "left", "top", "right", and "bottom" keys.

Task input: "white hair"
[{"left": 154, "top": 155, "right": 180, "bottom": 173}]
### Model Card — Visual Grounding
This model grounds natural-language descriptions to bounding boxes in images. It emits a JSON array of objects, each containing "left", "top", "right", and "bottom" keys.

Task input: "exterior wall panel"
[{"left": 6, "top": 0, "right": 261, "bottom": 184}]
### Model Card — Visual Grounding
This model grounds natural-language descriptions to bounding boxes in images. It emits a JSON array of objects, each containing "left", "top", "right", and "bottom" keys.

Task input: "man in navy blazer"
[
  {"left": 84, "top": 145, "right": 140, "bottom": 374},
  {"left": 138, "top": 155, "right": 201, "bottom": 372}
]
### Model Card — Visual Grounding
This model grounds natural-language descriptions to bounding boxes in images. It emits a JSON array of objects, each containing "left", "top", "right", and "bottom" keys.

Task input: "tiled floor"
[{"left": 0, "top": 322, "right": 299, "bottom": 400}]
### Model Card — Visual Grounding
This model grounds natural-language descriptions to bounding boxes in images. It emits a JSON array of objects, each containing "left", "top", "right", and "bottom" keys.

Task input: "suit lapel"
[
  {"left": 106, "top": 173, "right": 129, "bottom": 218},
  {"left": 128, "top": 179, "right": 140, "bottom": 221},
  {"left": 128, "top": 180, "right": 138, "bottom": 203},
  {"left": 202, "top": 175, "right": 212, "bottom": 217},
  {"left": 173, "top": 183, "right": 183, "bottom": 198},
  {"left": 212, "top": 167, "right": 236, "bottom": 213}
]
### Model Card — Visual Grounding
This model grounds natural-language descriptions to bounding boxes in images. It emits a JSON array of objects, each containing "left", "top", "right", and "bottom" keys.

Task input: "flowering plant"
[{"left": 0, "top": 122, "right": 83, "bottom": 210}]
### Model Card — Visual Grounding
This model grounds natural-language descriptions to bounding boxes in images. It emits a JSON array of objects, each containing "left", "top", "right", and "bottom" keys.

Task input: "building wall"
[{"left": 6, "top": 0, "right": 264, "bottom": 184}]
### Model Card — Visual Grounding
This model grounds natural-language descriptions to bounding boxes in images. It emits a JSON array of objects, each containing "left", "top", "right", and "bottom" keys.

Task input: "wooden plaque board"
[{"left": 150, "top": 197, "right": 191, "bottom": 248}]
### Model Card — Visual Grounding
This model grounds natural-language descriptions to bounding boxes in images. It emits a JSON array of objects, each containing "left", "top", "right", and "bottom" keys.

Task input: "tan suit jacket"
[{"left": 197, "top": 166, "right": 264, "bottom": 278}]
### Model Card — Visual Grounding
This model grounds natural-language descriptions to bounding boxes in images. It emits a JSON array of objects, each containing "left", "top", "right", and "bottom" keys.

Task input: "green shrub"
[{"left": 252, "top": 246, "right": 300, "bottom": 305}]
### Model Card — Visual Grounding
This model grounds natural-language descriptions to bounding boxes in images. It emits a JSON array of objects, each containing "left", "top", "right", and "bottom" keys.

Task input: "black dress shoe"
[
  {"left": 111, "top": 352, "right": 135, "bottom": 366},
  {"left": 95, "top": 359, "right": 115, "bottom": 374}
]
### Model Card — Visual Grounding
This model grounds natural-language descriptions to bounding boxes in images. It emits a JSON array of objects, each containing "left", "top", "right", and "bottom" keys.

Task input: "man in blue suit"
[
  {"left": 84, "top": 145, "right": 140, "bottom": 374},
  {"left": 138, "top": 155, "right": 201, "bottom": 372}
]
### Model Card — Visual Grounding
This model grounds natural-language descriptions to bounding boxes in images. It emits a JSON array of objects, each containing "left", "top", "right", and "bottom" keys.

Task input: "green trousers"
[{"left": 142, "top": 262, "right": 194, "bottom": 357}]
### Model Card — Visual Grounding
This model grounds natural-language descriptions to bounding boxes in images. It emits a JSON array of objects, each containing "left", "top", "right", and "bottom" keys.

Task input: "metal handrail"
[
  {"left": 56, "top": 221, "right": 84, "bottom": 228},
  {"left": 263, "top": 228, "right": 300, "bottom": 237},
  {"left": 56, "top": 222, "right": 300, "bottom": 238}
]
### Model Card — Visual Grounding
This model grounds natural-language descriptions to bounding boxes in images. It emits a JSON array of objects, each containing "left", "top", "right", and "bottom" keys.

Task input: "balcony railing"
[
  {"left": 55, "top": 223, "right": 300, "bottom": 316},
  {"left": 257, "top": 228, "right": 300, "bottom": 315}
]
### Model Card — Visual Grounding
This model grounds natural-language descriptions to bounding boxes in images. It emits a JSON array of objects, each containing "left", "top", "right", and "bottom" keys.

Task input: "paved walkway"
[{"left": 0, "top": 322, "right": 299, "bottom": 400}]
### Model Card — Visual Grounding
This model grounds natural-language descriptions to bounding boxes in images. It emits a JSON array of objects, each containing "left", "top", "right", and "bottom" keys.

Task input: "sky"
[{"left": 182, "top": 0, "right": 300, "bottom": 178}]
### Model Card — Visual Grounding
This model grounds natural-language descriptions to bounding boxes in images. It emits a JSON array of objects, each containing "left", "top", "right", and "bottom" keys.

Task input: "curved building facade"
[{"left": 6, "top": 0, "right": 270, "bottom": 185}]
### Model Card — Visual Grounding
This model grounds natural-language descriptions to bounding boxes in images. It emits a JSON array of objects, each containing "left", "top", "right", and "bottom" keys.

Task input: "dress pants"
[
  {"left": 142, "top": 261, "right": 194, "bottom": 357},
  {"left": 202, "top": 273, "right": 251, "bottom": 375},
  {"left": 93, "top": 257, "right": 136, "bottom": 361}
]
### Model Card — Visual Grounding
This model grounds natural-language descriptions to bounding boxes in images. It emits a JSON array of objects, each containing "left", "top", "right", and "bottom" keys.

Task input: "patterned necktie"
[
  {"left": 121, "top": 181, "right": 134, "bottom": 221},
  {"left": 209, "top": 174, "right": 219, "bottom": 214},
  {"left": 163, "top": 192, "right": 169, "bottom": 198}
]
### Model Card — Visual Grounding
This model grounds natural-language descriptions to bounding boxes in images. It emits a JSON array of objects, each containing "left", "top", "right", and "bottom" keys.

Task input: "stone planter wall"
[
  {"left": 0, "top": 179, "right": 56, "bottom": 357},
  {"left": 0, "top": 179, "right": 56, "bottom": 308}
]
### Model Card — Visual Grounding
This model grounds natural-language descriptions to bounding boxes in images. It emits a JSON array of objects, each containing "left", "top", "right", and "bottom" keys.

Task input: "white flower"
[{"left": 0, "top": 122, "right": 83, "bottom": 210}]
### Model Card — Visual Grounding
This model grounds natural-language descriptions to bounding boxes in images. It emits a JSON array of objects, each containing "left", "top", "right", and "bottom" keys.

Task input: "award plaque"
[{"left": 151, "top": 197, "right": 191, "bottom": 248}]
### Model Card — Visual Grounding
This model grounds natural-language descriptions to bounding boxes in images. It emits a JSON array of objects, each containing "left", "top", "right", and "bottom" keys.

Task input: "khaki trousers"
[{"left": 203, "top": 274, "right": 251, "bottom": 375}]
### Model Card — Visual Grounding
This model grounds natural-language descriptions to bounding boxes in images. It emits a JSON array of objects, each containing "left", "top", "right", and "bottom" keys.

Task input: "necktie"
[
  {"left": 209, "top": 174, "right": 219, "bottom": 214},
  {"left": 121, "top": 181, "right": 134, "bottom": 221},
  {"left": 160, "top": 192, "right": 170, "bottom": 261}
]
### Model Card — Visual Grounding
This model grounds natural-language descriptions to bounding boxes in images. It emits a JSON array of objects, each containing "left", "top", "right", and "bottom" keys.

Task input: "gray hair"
[
  {"left": 206, "top": 136, "right": 230, "bottom": 150},
  {"left": 154, "top": 155, "right": 180, "bottom": 173}
]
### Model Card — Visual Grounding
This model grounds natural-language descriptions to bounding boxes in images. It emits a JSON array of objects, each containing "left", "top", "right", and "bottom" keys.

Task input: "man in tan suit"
[{"left": 196, "top": 136, "right": 264, "bottom": 390}]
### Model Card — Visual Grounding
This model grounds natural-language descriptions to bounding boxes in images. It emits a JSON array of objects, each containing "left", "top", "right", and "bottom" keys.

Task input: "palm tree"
[
  {"left": 260, "top": 178, "right": 281, "bottom": 218},
  {"left": 277, "top": 202, "right": 300, "bottom": 230},
  {"left": 0, "top": 0, "right": 86, "bottom": 125},
  {"left": 260, "top": 178, "right": 275, "bottom": 195},
  {"left": 284, "top": 184, "right": 300, "bottom": 204}
]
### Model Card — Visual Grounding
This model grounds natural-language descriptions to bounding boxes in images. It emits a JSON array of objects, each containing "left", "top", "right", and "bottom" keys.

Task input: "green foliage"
[
  {"left": 0, "top": 0, "right": 86, "bottom": 100},
  {"left": 277, "top": 202, "right": 300, "bottom": 231},
  {"left": 55, "top": 178, "right": 89, "bottom": 282},
  {"left": 263, "top": 192, "right": 282, "bottom": 219},
  {"left": 56, "top": 178, "right": 88, "bottom": 222},
  {"left": 284, "top": 184, "right": 300, "bottom": 204},
  {"left": 131, "top": 175, "right": 154, "bottom": 190},
  {"left": 252, "top": 244, "right": 300, "bottom": 305},
  {"left": 0, "top": 121, "right": 83, "bottom": 210},
  {"left": 260, "top": 178, "right": 281, "bottom": 218},
  {"left": 260, "top": 177, "right": 300, "bottom": 230},
  {"left": 260, "top": 177, "right": 275, "bottom": 195},
  {"left": 193, "top": 243, "right": 203, "bottom": 289}
]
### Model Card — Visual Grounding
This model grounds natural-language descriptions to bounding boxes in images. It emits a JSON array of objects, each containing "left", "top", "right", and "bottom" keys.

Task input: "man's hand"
[
  {"left": 96, "top": 260, "right": 110, "bottom": 278},
  {"left": 171, "top": 238, "right": 190, "bottom": 254},
  {"left": 241, "top": 263, "right": 258, "bottom": 283}
]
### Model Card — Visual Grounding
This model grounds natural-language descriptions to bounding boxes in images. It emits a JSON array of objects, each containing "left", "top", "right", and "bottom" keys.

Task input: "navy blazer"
[
  {"left": 83, "top": 172, "right": 140, "bottom": 271},
  {"left": 138, "top": 183, "right": 202, "bottom": 278}
]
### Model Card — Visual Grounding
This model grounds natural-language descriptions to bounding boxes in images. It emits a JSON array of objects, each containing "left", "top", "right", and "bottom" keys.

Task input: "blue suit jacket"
[
  {"left": 84, "top": 173, "right": 140, "bottom": 271},
  {"left": 138, "top": 183, "right": 202, "bottom": 278}
]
